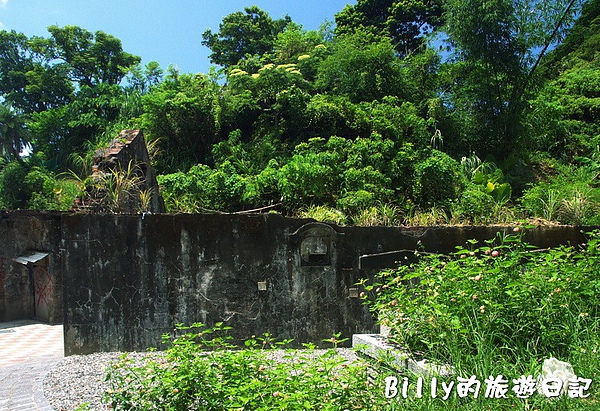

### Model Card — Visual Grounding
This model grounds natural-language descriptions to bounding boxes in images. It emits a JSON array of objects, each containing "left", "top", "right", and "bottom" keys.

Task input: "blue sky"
[{"left": 0, "top": 0, "right": 355, "bottom": 74}]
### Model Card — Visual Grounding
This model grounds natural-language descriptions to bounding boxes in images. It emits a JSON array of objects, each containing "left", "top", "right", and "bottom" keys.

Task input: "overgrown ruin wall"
[{"left": 0, "top": 211, "right": 596, "bottom": 355}]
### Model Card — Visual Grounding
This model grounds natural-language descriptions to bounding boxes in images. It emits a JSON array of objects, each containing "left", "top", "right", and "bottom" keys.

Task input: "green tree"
[
  {"left": 222, "top": 60, "right": 311, "bottom": 144},
  {"left": 202, "top": 6, "right": 292, "bottom": 68},
  {"left": 272, "top": 23, "right": 324, "bottom": 65},
  {"left": 0, "top": 105, "right": 28, "bottom": 161},
  {"left": 412, "top": 149, "right": 464, "bottom": 207},
  {"left": 0, "top": 26, "right": 139, "bottom": 114},
  {"left": 0, "top": 30, "right": 73, "bottom": 113},
  {"left": 528, "top": 0, "right": 600, "bottom": 159},
  {"left": 442, "top": 0, "right": 583, "bottom": 159},
  {"left": 125, "top": 61, "right": 164, "bottom": 94},
  {"left": 315, "top": 31, "right": 408, "bottom": 103},
  {"left": 537, "top": 0, "right": 600, "bottom": 78},
  {"left": 139, "top": 70, "right": 220, "bottom": 173},
  {"left": 335, "top": 0, "right": 443, "bottom": 55},
  {"left": 27, "top": 82, "right": 131, "bottom": 170},
  {"left": 0, "top": 155, "right": 78, "bottom": 210},
  {"left": 0, "top": 26, "right": 141, "bottom": 170},
  {"left": 47, "top": 25, "right": 140, "bottom": 87},
  {"left": 530, "top": 67, "right": 600, "bottom": 159}
]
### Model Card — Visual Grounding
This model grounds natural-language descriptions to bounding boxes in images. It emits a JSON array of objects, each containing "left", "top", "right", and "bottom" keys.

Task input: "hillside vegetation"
[{"left": 1, "top": 0, "right": 599, "bottom": 225}]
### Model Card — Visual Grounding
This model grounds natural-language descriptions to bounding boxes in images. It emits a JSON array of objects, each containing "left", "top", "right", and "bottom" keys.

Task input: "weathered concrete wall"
[
  {"left": 60, "top": 213, "right": 597, "bottom": 355},
  {"left": 61, "top": 214, "right": 375, "bottom": 354},
  {"left": 1, "top": 211, "right": 596, "bottom": 355},
  {"left": 0, "top": 211, "right": 62, "bottom": 323}
]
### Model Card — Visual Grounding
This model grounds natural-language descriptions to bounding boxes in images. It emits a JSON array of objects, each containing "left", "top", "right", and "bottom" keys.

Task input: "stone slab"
[{"left": 352, "top": 333, "right": 454, "bottom": 377}]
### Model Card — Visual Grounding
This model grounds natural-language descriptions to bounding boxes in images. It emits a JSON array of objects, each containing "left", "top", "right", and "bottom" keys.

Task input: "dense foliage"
[
  {"left": 356, "top": 229, "right": 600, "bottom": 409},
  {"left": 104, "top": 324, "right": 389, "bottom": 411},
  {"left": 362, "top": 229, "right": 600, "bottom": 359},
  {"left": 1, "top": 0, "right": 599, "bottom": 225}
]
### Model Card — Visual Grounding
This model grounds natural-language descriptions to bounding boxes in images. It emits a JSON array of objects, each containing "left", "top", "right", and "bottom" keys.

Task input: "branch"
[
  {"left": 509, "top": 0, "right": 579, "bottom": 112},
  {"left": 234, "top": 203, "right": 282, "bottom": 214}
]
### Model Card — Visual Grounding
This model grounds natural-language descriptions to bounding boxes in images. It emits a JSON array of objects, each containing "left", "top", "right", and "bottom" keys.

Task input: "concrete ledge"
[{"left": 352, "top": 334, "right": 454, "bottom": 377}]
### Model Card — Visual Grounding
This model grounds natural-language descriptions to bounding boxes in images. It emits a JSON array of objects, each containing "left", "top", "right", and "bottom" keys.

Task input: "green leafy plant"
[
  {"left": 560, "top": 187, "right": 599, "bottom": 225},
  {"left": 471, "top": 168, "right": 512, "bottom": 205},
  {"left": 357, "top": 230, "right": 600, "bottom": 409},
  {"left": 412, "top": 150, "right": 464, "bottom": 208},
  {"left": 0, "top": 159, "right": 80, "bottom": 210},
  {"left": 520, "top": 163, "right": 600, "bottom": 224},
  {"left": 91, "top": 160, "right": 144, "bottom": 213},
  {"left": 352, "top": 203, "right": 402, "bottom": 226},
  {"left": 104, "top": 323, "right": 389, "bottom": 411},
  {"left": 461, "top": 156, "right": 512, "bottom": 205},
  {"left": 360, "top": 230, "right": 600, "bottom": 363},
  {"left": 452, "top": 186, "right": 498, "bottom": 224},
  {"left": 138, "top": 188, "right": 154, "bottom": 213},
  {"left": 405, "top": 206, "right": 450, "bottom": 226}
]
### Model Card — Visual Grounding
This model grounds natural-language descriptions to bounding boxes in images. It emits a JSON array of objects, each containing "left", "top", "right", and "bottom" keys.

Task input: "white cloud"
[{"left": 0, "top": 22, "right": 6, "bottom": 31}]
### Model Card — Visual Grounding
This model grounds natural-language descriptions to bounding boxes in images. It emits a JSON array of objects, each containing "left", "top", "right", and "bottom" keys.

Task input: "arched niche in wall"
[{"left": 290, "top": 222, "right": 343, "bottom": 267}]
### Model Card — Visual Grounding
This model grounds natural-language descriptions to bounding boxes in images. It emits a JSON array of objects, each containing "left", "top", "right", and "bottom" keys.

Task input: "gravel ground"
[
  {"left": 43, "top": 348, "right": 361, "bottom": 410},
  {"left": 43, "top": 352, "right": 152, "bottom": 411}
]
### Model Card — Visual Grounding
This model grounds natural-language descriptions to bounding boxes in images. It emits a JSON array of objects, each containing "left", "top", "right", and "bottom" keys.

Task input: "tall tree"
[
  {"left": 528, "top": 0, "right": 600, "bottom": 159},
  {"left": 540, "top": 0, "right": 600, "bottom": 77},
  {"left": 138, "top": 70, "right": 220, "bottom": 173},
  {"left": 442, "top": 0, "right": 583, "bottom": 159},
  {"left": 0, "top": 105, "right": 28, "bottom": 161},
  {"left": 0, "top": 30, "right": 73, "bottom": 113},
  {"left": 335, "top": 0, "right": 443, "bottom": 55},
  {"left": 272, "top": 23, "right": 324, "bottom": 64},
  {"left": 202, "top": 6, "right": 292, "bottom": 68},
  {"left": 0, "top": 26, "right": 140, "bottom": 169},
  {"left": 47, "top": 26, "right": 140, "bottom": 87},
  {"left": 315, "top": 30, "right": 409, "bottom": 103},
  {"left": 0, "top": 26, "right": 139, "bottom": 113},
  {"left": 125, "top": 61, "right": 165, "bottom": 94}
]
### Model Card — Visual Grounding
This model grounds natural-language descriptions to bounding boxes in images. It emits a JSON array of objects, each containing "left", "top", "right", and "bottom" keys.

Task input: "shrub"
[
  {"left": 360, "top": 229, "right": 600, "bottom": 363},
  {"left": 0, "top": 161, "right": 28, "bottom": 209},
  {"left": 520, "top": 182, "right": 563, "bottom": 221},
  {"left": 336, "top": 189, "right": 376, "bottom": 213},
  {"left": 158, "top": 162, "right": 253, "bottom": 213},
  {"left": 452, "top": 185, "right": 498, "bottom": 224},
  {"left": 559, "top": 187, "right": 600, "bottom": 225},
  {"left": 0, "top": 161, "right": 79, "bottom": 210},
  {"left": 520, "top": 164, "right": 600, "bottom": 224},
  {"left": 412, "top": 150, "right": 464, "bottom": 208},
  {"left": 104, "top": 324, "right": 387, "bottom": 411},
  {"left": 277, "top": 153, "right": 338, "bottom": 207},
  {"left": 470, "top": 164, "right": 512, "bottom": 205}
]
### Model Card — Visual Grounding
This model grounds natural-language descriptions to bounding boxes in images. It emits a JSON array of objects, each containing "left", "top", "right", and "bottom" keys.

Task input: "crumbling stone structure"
[{"left": 74, "top": 129, "right": 164, "bottom": 213}]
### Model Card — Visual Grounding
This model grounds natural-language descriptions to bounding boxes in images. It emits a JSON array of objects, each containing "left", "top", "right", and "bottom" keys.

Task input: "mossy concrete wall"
[
  {"left": 61, "top": 214, "right": 375, "bottom": 354},
  {"left": 0, "top": 211, "right": 596, "bottom": 355},
  {"left": 59, "top": 214, "right": 595, "bottom": 354}
]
